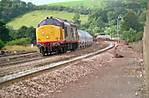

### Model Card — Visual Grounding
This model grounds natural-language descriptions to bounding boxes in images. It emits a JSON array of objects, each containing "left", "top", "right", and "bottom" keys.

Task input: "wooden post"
[{"left": 143, "top": 1, "right": 149, "bottom": 97}]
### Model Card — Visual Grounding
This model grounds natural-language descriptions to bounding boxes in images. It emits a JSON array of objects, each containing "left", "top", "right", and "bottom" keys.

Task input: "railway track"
[
  {"left": 0, "top": 42, "right": 114, "bottom": 84},
  {"left": 0, "top": 51, "right": 37, "bottom": 57},
  {"left": 0, "top": 52, "right": 42, "bottom": 66}
]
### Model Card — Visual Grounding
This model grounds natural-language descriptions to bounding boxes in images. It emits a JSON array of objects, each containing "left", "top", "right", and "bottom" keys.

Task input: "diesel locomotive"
[{"left": 36, "top": 17, "right": 93, "bottom": 56}]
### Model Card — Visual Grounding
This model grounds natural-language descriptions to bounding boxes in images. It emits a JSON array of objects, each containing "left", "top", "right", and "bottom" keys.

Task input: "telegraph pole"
[{"left": 116, "top": 15, "right": 121, "bottom": 42}]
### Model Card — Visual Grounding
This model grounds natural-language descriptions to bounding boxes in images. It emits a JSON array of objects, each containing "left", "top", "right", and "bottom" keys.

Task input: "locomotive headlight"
[{"left": 46, "top": 36, "right": 49, "bottom": 39}]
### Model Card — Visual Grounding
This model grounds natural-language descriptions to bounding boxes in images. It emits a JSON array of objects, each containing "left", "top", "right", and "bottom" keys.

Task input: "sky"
[{"left": 21, "top": 0, "right": 79, "bottom": 5}]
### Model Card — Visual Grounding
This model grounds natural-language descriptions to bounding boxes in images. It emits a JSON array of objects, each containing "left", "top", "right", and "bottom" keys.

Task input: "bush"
[
  {"left": 9, "top": 26, "right": 36, "bottom": 42},
  {"left": 7, "top": 38, "right": 31, "bottom": 46},
  {"left": 0, "top": 40, "right": 5, "bottom": 49},
  {"left": 104, "top": 26, "right": 117, "bottom": 37},
  {"left": 121, "top": 28, "right": 143, "bottom": 42}
]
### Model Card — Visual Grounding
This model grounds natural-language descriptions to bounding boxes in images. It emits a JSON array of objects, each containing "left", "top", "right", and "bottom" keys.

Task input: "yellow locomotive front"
[
  {"left": 36, "top": 24, "right": 64, "bottom": 44},
  {"left": 36, "top": 17, "right": 65, "bottom": 55}
]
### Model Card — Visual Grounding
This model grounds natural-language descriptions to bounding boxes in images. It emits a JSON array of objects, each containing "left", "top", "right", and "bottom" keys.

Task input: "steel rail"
[{"left": 0, "top": 42, "right": 114, "bottom": 84}]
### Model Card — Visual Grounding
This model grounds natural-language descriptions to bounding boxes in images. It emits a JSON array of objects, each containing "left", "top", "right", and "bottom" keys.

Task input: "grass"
[
  {"left": 49, "top": 0, "right": 104, "bottom": 9},
  {"left": 2, "top": 45, "right": 38, "bottom": 52},
  {"left": 7, "top": 10, "right": 88, "bottom": 30}
]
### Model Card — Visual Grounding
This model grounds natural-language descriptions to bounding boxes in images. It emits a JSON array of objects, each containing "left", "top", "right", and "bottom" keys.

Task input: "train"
[{"left": 36, "top": 17, "right": 93, "bottom": 56}]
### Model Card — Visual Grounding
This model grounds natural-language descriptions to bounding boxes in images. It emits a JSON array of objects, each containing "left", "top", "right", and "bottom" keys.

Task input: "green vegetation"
[
  {"left": 104, "top": 26, "right": 117, "bottom": 38},
  {"left": 9, "top": 26, "right": 36, "bottom": 43},
  {"left": 0, "top": 0, "right": 36, "bottom": 22},
  {"left": 0, "top": 40, "right": 5, "bottom": 49},
  {"left": 0, "top": 20, "right": 36, "bottom": 48},
  {"left": 7, "top": 10, "right": 88, "bottom": 29},
  {"left": 7, "top": 38, "right": 31, "bottom": 46},
  {"left": 0, "top": 21, "right": 10, "bottom": 42},
  {"left": 2, "top": 45, "right": 38, "bottom": 52},
  {"left": 72, "top": 13, "right": 81, "bottom": 27},
  {"left": 49, "top": 0, "right": 104, "bottom": 9},
  {"left": 121, "top": 11, "right": 143, "bottom": 32},
  {"left": 121, "top": 28, "right": 143, "bottom": 42},
  {"left": 82, "top": 0, "right": 146, "bottom": 42}
]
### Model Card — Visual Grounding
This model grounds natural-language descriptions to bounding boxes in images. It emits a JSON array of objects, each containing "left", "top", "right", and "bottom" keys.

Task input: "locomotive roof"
[
  {"left": 38, "top": 17, "right": 76, "bottom": 27},
  {"left": 55, "top": 18, "right": 76, "bottom": 27}
]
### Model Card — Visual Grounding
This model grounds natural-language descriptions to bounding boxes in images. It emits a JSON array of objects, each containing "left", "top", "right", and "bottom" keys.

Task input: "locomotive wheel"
[
  {"left": 41, "top": 51, "right": 46, "bottom": 56},
  {"left": 63, "top": 46, "right": 67, "bottom": 53},
  {"left": 62, "top": 47, "right": 66, "bottom": 53},
  {"left": 46, "top": 52, "right": 50, "bottom": 56},
  {"left": 40, "top": 47, "right": 48, "bottom": 56},
  {"left": 71, "top": 43, "right": 77, "bottom": 51},
  {"left": 59, "top": 47, "right": 63, "bottom": 54}
]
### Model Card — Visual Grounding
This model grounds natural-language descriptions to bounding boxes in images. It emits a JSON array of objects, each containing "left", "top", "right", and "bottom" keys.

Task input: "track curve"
[{"left": 0, "top": 42, "right": 114, "bottom": 84}]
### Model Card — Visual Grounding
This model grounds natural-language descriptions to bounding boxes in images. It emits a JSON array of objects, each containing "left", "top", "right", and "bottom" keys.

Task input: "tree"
[
  {"left": 121, "top": 10, "right": 142, "bottom": 32},
  {"left": 126, "top": 1, "right": 141, "bottom": 13},
  {"left": 0, "top": 21, "right": 10, "bottom": 42},
  {"left": 85, "top": 9, "right": 108, "bottom": 36},
  {"left": 0, "top": 0, "right": 36, "bottom": 22},
  {"left": 139, "top": 11, "right": 146, "bottom": 25},
  {"left": 17, "top": 26, "right": 28, "bottom": 38},
  {"left": 104, "top": 26, "right": 117, "bottom": 37},
  {"left": 0, "top": 40, "right": 5, "bottom": 49},
  {"left": 72, "top": 13, "right": 81, "bottom": 27},
  {"left": 9, "top": 26, "right": 36, "bottom": 43},
  {"left": 25, "top": 27, "right": 36, "bottom": 43},
  {"left": 27, "top": 2, "right": 35, "bottom": 10}
]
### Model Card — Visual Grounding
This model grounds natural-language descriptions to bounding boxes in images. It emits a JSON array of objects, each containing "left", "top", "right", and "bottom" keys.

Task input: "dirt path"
[
  {"left": 53, "top": 44, "right": 144, "bottom": 98},
  {"left": 53, "top": 58, "right": 142, "bottom": 98}
]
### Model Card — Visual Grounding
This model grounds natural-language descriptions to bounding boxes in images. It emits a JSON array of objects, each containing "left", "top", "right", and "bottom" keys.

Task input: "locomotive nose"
[{"left": 36, "top": 25, "right": 64, "bottom": 43}]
